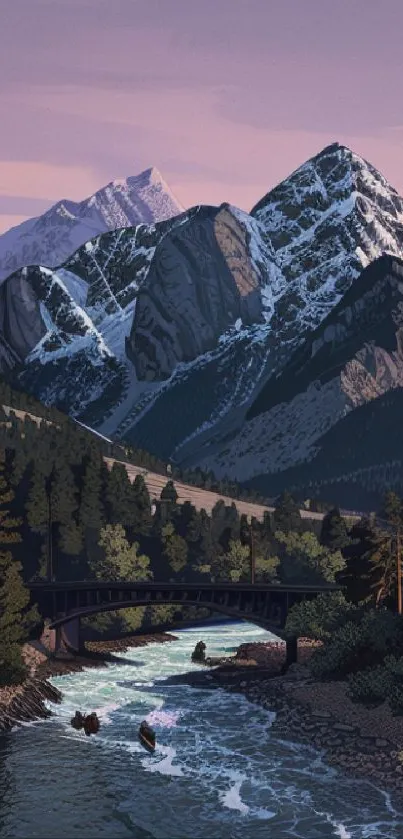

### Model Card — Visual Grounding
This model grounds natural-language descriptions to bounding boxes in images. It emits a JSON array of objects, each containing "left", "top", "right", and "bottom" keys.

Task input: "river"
[{"left": 0, "top": 622, "right": 402, "bottom": 839}]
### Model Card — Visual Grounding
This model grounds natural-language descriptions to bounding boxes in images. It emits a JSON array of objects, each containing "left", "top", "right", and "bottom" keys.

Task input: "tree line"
[{"left": 0, "top": 379, "right": 271, "bottom": 504}]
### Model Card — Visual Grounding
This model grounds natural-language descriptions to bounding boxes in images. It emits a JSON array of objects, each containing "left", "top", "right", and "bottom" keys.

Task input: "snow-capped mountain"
[
  {"left": 3, "top": 142, "right": 403, "bottom": 507},
  {"left": 0, "top": 200, "right": 278, "bottom": 426},
  {"left": 0, "top": 167, "right": 183, "bottom": 282},
  {"left": 121, "top": 143, "right": 403, "bottom": 467}
]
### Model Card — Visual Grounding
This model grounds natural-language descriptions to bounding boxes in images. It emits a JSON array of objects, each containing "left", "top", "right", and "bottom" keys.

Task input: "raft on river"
[
  {"left": 138, "top": 720, "right": 156, "bottom": 753},
  {"left": 70, "top": 711, "right": 100, "bottom": 736}
]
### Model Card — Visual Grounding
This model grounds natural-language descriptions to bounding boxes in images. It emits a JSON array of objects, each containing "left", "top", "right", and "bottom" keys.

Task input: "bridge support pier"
[
  {"left": 59, "top": 617, "right": 82, "bottom": 654},
  {"left": 282, "top": 636, "right": 298, "bottom": 672}
]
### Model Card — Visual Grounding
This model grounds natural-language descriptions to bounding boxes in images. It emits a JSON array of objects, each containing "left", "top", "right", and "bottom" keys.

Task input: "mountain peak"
[
  {"left": 0, "top": 166, "right": 184, "bottom": 282},
  {"left": 316, "top": 141, "right": 351, "bottom": 155}
]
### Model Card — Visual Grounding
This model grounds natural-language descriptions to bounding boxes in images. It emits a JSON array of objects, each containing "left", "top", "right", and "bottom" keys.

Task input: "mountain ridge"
[{"left": 2, "top": 143, "right": 403, "bottom": 507}]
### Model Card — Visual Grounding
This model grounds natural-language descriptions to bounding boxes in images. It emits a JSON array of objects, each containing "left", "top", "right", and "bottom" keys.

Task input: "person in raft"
[
  {"left": 71, "top": 711, "right": 85, "bottom": 730},
  {"left": 84, "top": 712, "right": 100, "bottom": 736},
  {"left": 139, "top": 720, "right": 156, "bottom": 745}
]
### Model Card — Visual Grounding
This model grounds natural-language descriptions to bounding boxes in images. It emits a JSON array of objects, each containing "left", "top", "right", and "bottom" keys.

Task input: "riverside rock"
[{"left": 0, "top": 678, "right": 62, "bottom": 733}]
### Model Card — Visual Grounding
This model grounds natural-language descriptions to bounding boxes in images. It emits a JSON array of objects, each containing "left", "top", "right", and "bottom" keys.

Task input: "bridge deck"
[{"left": 30, "top": 581, "right": 342, "bottom": 593}]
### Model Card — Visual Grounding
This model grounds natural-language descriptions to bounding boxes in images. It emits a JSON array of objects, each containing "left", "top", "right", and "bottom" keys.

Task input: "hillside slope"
[{"left": 202, "top": 255, "right": 403, "bottom": 508}]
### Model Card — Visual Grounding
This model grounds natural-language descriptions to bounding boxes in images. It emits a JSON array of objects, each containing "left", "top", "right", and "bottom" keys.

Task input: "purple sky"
[{"left": 1, "top": 0, "right": 403, "bottom": 232}]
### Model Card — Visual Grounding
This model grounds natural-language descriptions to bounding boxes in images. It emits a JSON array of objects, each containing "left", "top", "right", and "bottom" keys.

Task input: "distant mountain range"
[
  {"left": 0, "top": 167, "right": 183, "bottom": 281},
  {"left": 2, "top": 142, "right": 403, "bottom": 509}
]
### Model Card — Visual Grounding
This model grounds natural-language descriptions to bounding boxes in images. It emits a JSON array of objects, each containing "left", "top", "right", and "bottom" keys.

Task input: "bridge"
[{"left": 29, "top": 580, "right": 342, "bottom": 667}]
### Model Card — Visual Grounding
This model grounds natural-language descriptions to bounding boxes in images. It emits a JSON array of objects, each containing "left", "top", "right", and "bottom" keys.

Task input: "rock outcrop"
[
  {"left": 0, "top": 678, "right": 62, "bottom": 733},
  {"left": 0, "top": 271, "right": 47, "bottom": 372},
  {"left": 126, "top": 205, "right": 263, "bottom": 380}
]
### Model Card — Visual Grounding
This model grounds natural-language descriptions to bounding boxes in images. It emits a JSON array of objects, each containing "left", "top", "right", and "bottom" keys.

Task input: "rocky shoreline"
[
  {"left": 0, "top": 632, "right": 177, "bottom": 735},
  {"left": 175, "top": 639, "right": 403, "bottom": 804}
]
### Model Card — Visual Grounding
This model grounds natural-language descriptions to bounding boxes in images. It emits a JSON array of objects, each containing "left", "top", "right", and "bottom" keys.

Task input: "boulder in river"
[{"left": 191, "top": 641, "right": 206, "bottom": 663}]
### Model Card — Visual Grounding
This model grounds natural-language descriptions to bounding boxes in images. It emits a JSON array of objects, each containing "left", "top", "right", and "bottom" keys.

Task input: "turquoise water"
[{"left": 0, "top": 622, "right": 402, "bottom": 838}]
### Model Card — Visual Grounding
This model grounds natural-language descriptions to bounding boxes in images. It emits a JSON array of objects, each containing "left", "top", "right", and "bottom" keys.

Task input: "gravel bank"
[{"left": 173, "top": 638, "right": 403, "bottom": 802}]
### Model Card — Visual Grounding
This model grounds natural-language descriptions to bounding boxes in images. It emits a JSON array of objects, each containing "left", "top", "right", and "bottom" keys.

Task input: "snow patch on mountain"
[{"left": 55, "top": 268, "right": 89, "bottom": 308}]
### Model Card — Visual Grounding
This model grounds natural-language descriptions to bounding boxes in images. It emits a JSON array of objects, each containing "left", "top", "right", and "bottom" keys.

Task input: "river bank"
[
  {"left": 169, "top": 638, "right": 403, "bottom": 803},
  {"left": 0, "top": 632, "right": 177, "bottom": 734}
]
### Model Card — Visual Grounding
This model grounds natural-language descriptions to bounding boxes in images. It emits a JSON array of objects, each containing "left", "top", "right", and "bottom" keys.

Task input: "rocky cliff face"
[
  {"left": 0, "top": 264, "right": 126, "bottom": 421},
  {"left": 0, "top": 273, "right": 46, "bottom": 371},
  {"left": 126, "top": 205, "right": 265, "bottom": 380}
]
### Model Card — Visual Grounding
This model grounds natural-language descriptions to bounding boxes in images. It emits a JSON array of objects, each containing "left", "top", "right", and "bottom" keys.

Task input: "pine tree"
[
  {"left": 239, "top": 514, "right": 251, "bottom": 546},
  {"left": 0, "top": 452, "right": 39, "bottom": 684},
  {"left": 219, "top": 503, "right": 240, "bottom": 553},
  {"left": 9, "top": 447, "right": 28, "bottom": 489},
  {"left": 51, "top": 461, "right": 82, "bottom": 561},
  {"left": 210, "top": 500, "right": 229, "bottom": 560},
  {"left": 131, "top": 474, "right": 152, "bottom": 537},
  {"left": 337, "top": 518, "right": 391, "bottom": 605},
  {"left": 79, "top": 449, "right": 105, "bottom": 532},
  {"left": 79, "top": 449, "right": 106, "bottom": 579},
  {"left": 380, "top": 491, "right": 403, "bottom": 529},
  {"left": 320, "top": 507, "right": 351, "bottom": 551},
  {"left": 192, "top": 509, "right": 213, "bottom": 575},
  {"left": 159, "top": 480, "right": 179, "bottom": 523},
  {"left": 105, "top": 462, "right": 135, "bottom": 528},
  {"left": 273, "top": 491, "right": 302, "bottom": 534},
  {"left": 25, "top": 462, "right": 51, "bottom": 579},
  {"left": 378, "top": 491, "right": 403, "bottom": 609}
]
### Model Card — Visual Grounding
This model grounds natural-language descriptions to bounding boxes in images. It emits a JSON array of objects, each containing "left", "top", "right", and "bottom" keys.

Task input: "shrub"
[
  {"left": 285, "top": 592, "right": 356, "bottom": 641},
  {"left": 0, "top": 644, "right": 27, "bottom": 686},
  {"left": 347, "top": 665, "right": 393, "bottom": 706},
  {"left": 308, "top": 609, "right": 403, "bottom": 681},
  {"left": 309, "top": 621, "right": 365, "bottom": 680}
]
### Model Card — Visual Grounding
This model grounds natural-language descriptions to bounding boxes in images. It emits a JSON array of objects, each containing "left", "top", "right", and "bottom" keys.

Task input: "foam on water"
[
  {"left": 144, "top": 744, "right": 184, "bottom": 777},
  {"left": 314, "top": 810, "right": 352, "bottom": 838},
  {"left": 220, "top": 778, "right": 250, "bottom": 815}
]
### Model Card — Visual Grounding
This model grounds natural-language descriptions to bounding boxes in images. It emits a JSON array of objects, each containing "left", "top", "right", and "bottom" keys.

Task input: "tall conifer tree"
[
  {"left": 0, "top": 451, "right": 38, "bottom": 684},
  {"left": 273, "top": 491, "right": 302, "bottom": 534},
  {"left": 131, "top": 474, "right": 152, "bottom": 536}
]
